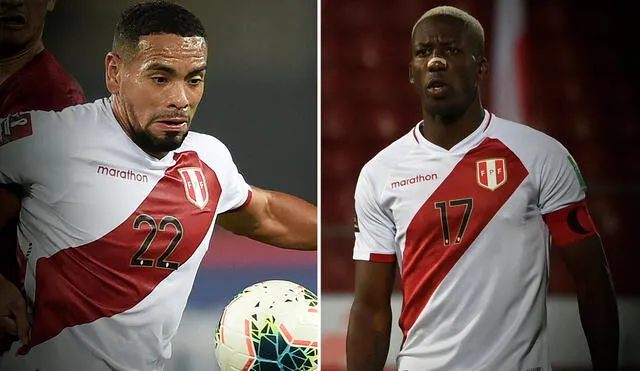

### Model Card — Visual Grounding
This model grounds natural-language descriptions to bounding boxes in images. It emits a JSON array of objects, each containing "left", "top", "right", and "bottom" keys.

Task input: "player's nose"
[
  {"left": 167, "top": 84, "right": 190, "bottom": 111},
  {"left": 427, "top": 55, "right": 448, "bottom": 72}
]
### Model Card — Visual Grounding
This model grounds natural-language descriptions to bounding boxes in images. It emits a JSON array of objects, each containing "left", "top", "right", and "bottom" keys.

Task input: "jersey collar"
[{"left": 412, "top": 110, "right": 493, "bottom": 154}]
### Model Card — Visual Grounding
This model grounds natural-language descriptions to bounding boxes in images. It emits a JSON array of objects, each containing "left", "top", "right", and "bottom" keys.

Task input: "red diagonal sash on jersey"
[
  {"left": 401, "top": 138, "right": 528, "bottom": 339},
  {"left": 23, "top": 151, "right": 221, "bottom": 352}
]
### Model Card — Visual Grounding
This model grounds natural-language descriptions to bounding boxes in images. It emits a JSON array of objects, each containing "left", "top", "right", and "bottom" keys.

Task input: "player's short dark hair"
[{"left": 113, "top": 1, "right": 206, "bottom": 59}]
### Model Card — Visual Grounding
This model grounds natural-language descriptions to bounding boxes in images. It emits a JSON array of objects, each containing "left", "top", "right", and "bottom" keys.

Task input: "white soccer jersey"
[
  {"left": 0, "top": 98, "right": 251, "bottom": 371},
  {"left": 353, "top": 111, "right": 587, "bottom": 371}
]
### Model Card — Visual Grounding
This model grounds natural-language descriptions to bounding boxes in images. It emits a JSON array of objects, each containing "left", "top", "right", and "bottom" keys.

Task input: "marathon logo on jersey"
[
  {"left": 179, "top": 167, "right": 209, "bottom": 209},
  {"left": 476, "top": 158, "right": 507, "bottom": 191},
  {"left": 390, "top": 173, "right": 438, "bottom": 189},
  {"left": 0, "top": 112, "right": 33, "bottom": 146},
  {"left": 96, "top": 165, "right": 149, "bottom": 183}
]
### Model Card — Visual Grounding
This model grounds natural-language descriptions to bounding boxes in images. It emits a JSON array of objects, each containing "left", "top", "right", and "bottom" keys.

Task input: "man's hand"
[{"left": 0, "top": 274, "right": 29, "bottom": 345}]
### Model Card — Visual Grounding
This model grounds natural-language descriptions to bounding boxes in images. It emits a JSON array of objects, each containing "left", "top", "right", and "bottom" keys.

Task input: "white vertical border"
[{"left": 316, "top": 0, "right": 323, "bottom": 369}]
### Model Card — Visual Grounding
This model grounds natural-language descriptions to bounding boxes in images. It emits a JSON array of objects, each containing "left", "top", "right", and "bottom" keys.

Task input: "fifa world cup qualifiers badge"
[
  {"left": 0, "top": 112, "right": 33, "bottom": 146},
  {"left": 567, "top": 155, "right": 587, "bottom": 191}
]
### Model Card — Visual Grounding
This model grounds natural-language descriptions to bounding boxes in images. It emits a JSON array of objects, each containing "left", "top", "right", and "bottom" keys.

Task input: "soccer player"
[
  {"left": 0, "top": 0, "right": 85, "bottom": 114},
  {"left": 347, "top": 6, "right": 619, "bottom": 371},
  {"left": 0, "top": 0, "right": 85, "bottom": 354},
  {"left": 0, "top": 1, "right": 316, "bottom": 370}
]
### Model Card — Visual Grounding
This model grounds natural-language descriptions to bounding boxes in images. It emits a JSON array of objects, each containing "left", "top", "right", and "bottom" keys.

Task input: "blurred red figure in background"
[{"left": 0, "top": 0, "right": 85, "bottom": 354}]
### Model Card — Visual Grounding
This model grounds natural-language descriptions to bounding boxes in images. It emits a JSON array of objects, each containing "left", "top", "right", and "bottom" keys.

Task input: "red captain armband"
[{"left": 542, "top": 200, "right": 598, "bottom": 247}]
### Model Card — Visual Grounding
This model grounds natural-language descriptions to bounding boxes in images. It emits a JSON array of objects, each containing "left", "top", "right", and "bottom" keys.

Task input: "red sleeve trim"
[
  {"left": 369, "top": 253, "right": 396, "bottom": 263},
  {"left": 542, "top": 200, "right": 598, "bottom": 247},
  {"left": 223, "top": 189, "right": 253, "bottom": 214}
]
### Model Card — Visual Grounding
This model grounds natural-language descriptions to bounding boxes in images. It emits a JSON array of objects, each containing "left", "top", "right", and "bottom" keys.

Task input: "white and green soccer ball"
[{"left": 214, "top": 280, "right": 319, "bottom": 371}]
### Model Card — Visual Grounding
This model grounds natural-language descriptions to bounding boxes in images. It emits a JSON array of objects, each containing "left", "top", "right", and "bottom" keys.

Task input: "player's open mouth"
[
  {"left": 0, "top": 15, "right": 27, "bottom": 28},
  {"left": 154, "top": 118, "right": 188, "bottom": 132},
  {"left": 426, "top": 80, "right": 449, "bottom": 95}
]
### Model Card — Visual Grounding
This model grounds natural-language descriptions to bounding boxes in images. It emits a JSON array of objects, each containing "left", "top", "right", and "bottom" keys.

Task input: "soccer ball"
[{"left": 214, "top": 280, "right": 319, "bottom": 371}]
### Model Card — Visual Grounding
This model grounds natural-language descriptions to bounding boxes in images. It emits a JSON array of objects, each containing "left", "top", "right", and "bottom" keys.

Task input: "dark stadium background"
[
  {"left": 43, "top": 1, "right": 317, "bottom": 370},
  {"left": 321, "top": 0, "right": 639, "bottom": 370}
]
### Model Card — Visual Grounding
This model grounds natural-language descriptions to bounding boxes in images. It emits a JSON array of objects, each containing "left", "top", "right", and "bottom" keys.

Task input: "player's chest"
[
  {"left": 43, "top": 150, "right": 222, "bottom": 241},
  {"left": 382, "top": 149, "right": 537, "bottom": 235}
]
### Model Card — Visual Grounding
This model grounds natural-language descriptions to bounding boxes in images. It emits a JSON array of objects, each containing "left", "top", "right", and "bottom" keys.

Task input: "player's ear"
[
  {"left": 477, "top": 56, "right": 489, "bottom": 81},
  {"left": 46, "top": 0, "right": 56, "bottom": 11},
  {"left": 409, "top": 63, "right": 415, "bottom": 84},
  {"left": 105, "top": 52, "right": 122, "bottom": 95}
]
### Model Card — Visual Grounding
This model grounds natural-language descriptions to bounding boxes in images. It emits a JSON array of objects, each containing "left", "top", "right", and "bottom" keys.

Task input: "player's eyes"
[
  {"left": 447, "top": 47, "right": 462, "bottom": 55},
  {"left": 151, "top": 76, "right": 168, "bottom": 84},
  {"left": 415, "top": 48, "right": 430, "bottom": 57},
  {"left": 189, "top": 78, "right": 203, "bottom": 85}
]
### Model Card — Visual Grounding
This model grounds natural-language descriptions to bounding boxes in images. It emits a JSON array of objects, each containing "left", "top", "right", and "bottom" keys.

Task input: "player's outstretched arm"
[
  {"left": 216, "top": 186, "right": 316, "bottom": 251},
  {"left": 0, "top": 188, "right": 20, "bottom": 230},
  {"left": 347, "top": 260, "right": 395, "bottom": 371},
  {"left": 558, "top": 235, "right": 619, "bottom": 371}
]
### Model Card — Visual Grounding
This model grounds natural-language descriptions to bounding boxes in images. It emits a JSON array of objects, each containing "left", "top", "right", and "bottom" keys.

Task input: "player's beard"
[{"left": 132, "top": 126, "right": 189, "bottom": 154}]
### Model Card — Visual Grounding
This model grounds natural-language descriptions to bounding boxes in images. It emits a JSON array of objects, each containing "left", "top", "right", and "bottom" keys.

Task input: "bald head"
[{"left": 412, "top": 6, "right": 485, "bottom": 56}]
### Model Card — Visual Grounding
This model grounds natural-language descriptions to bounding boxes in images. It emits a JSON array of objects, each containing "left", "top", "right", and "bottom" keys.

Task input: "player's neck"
[
  {"left": 420, "top": 98, "right": 485, "bottom": 150},
  {"left": 110, "top": 96, "right": 169, "bottom": 160},
  {"left": 0, "top": 39, "right": 45, "bottom": 86}
]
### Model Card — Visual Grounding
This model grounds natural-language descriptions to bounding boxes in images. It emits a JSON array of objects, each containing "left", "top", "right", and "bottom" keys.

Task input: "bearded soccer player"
[
  {"left": 0, "top": 0, "right": 85, "bottom": 355},
  {"left": 0, "top": 1, "right": 316, "bottom": 370},
  {"left": 346, "top": 6, "right": 619, "bottom": 371}
]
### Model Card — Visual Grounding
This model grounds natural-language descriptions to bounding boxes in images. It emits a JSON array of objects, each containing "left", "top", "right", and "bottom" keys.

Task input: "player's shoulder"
[
  {"left": 361, "top": 127, "right": 418, "bottom": 176},
  {"left": 486, "top": 114, "right": 570, "bottom": 160},
  {"left": 26, "top": 98, "right": 110, "bottom": 127},
  {"left": 178, "top": 131, "right": 235, "bottom": 163},
  {"left": 180, "top": 131, "right": 228, "bottom": 151},
  {"left": 0, "top": 99, "right": 108, "bottom": 150}
]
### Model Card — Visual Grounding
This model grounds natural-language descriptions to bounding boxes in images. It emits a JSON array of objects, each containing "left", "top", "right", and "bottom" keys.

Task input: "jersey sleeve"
[
  {"left": 212, "top": 141, "right": 252, "bottom": 214},
  {"left": 538, "top": 140, "right": 597, "bottom": 246},
  {"left": 538, "top": 141, "right": 587, "bottom": 214},
  {"left": 0, "top": 111, "right": 67, "bottom": 187},
  {"left": 353, "top": 166, "right": 397, "bottom": 262}
]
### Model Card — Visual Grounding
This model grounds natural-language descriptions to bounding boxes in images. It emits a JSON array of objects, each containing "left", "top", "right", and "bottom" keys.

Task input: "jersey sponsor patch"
[
  {"left": 476, "top": 158, "right": 507, "bottom": 190},
  {"left": 0, "top": 112, "right": 33, "bottom": 146}
]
